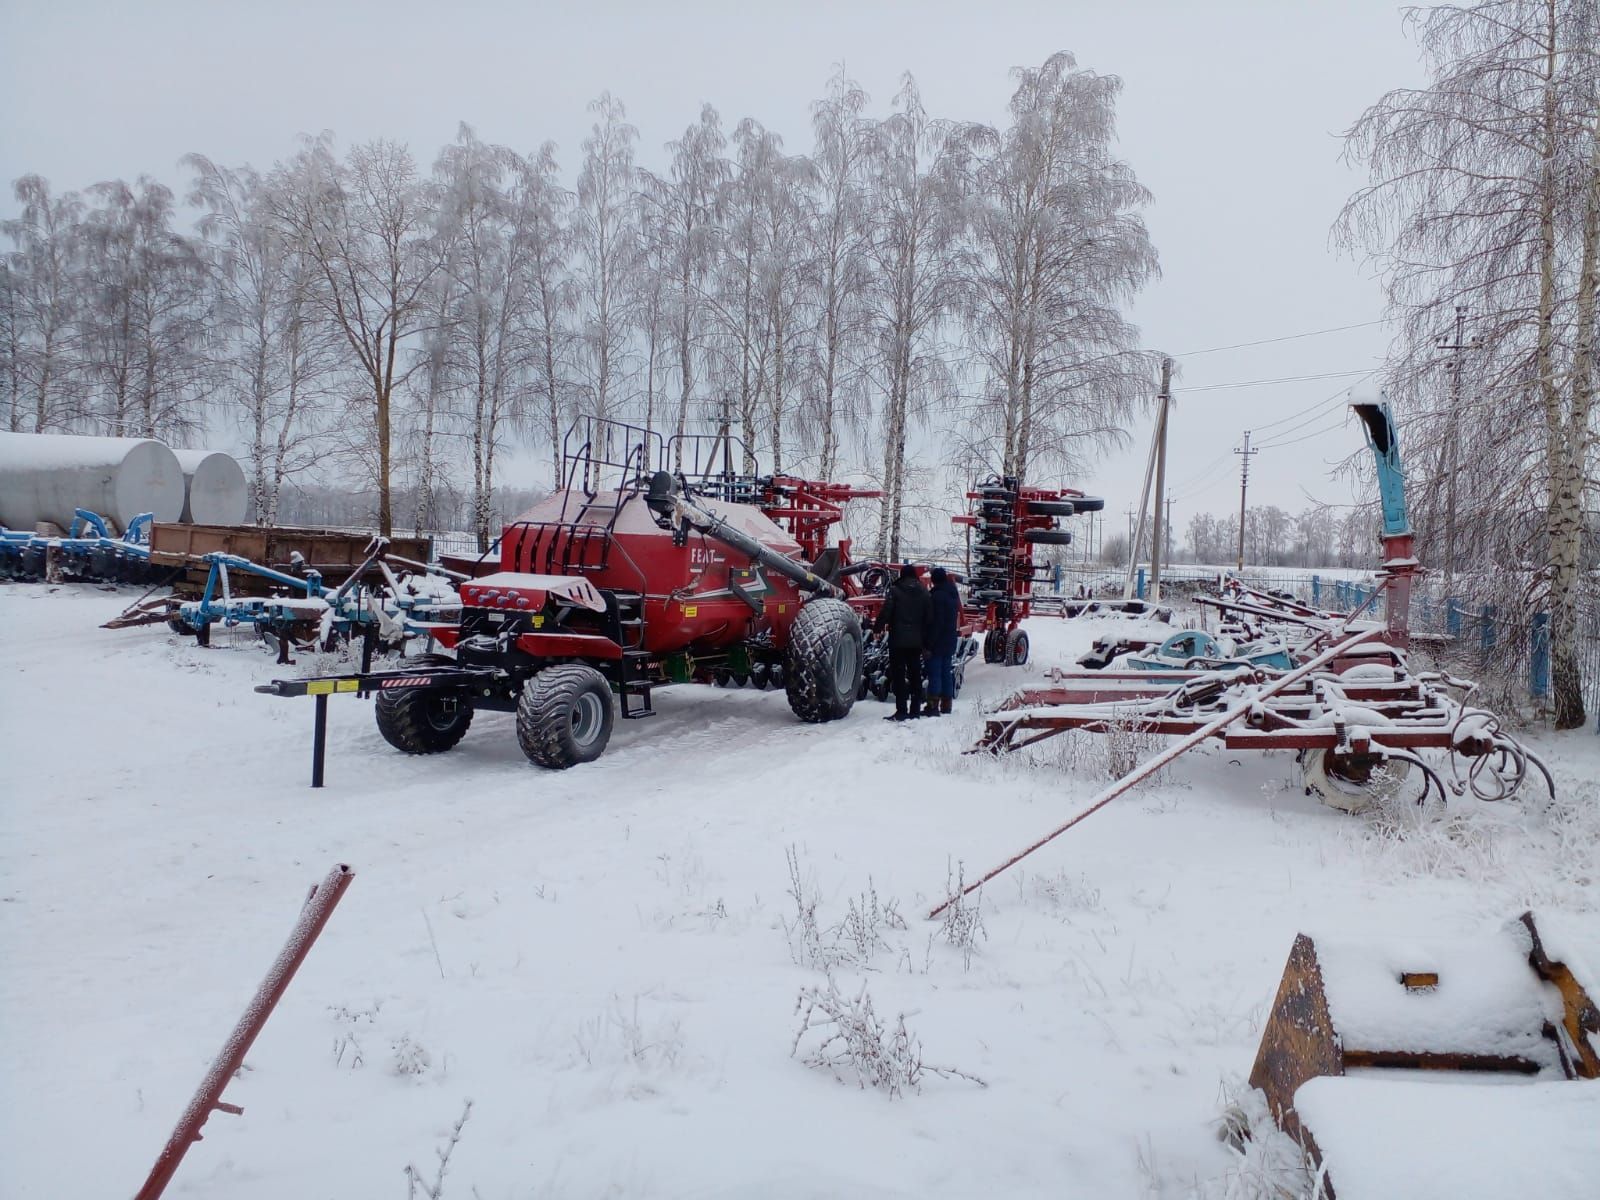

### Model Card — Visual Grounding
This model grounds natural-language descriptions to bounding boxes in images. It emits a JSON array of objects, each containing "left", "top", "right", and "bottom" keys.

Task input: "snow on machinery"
[
  {"left": 0, "top": 507, "right": 160, "bottom": 584},
  {"left": 960, "top": 401, "right": 1550, "bottom": 837},
  {"left": 1242, "top": 912, "right": 1599, "bottom": 1198},
  {"left": 257, "top": 420, "right": 874, "bottom": 772},
  {"left": 955, "top": 474, "right": 1106, "bottom": 666},
  {"left": 255, "top": 419, "right": 1114, "bottom": 775}
]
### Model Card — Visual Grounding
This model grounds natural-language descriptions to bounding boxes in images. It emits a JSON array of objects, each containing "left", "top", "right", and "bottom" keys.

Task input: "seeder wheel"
[
  {"left": 1005, "top": 628, "right": 1030, "bottom": 666},
  {"left": 1302, "top": 748, "right": 1414, "bottom": 813},
  {"left": 516, "top": 664, "right": 614, "bottom": 768},
  {"left": 376, "top": 654, "right": 475, "bottom": 754}
]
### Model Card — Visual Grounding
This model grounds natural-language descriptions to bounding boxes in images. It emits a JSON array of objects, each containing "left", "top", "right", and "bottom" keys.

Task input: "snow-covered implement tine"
[
  {"left": 134, "top": 864, "right": 355, "bottom": 1200},
  {"left": 930, "top": 629, "right": 1380, "bottom": 919}
]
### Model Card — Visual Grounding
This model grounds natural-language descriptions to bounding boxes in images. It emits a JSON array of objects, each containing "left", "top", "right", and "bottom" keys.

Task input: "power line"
[
  {"left": 1172, "top": 319, "right": 1388, "bottom": 359},
  {"left": 1255, "top": 417, "right": 1353, "bottom": 451},
  {"left": 1249, "top": 370, "right": 1379, "bottom": 436},
  {"left": 1181, "top": 368, "right": 1377, "bottom": 394},
  {"left": 1169, "top": 457, "right": 1237, "bottom": 503},
  {"left": 1168, "top": 450, "right": 1231, "bottom": 492}
]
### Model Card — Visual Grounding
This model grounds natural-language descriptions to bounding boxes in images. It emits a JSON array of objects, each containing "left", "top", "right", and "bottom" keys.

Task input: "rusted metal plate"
[
  {"left": 1521, "top": 912, "right": 1600, "bottom": 1080},
  {"left": 1340, "top": 1048, "right": 1539, "bottom": 1073},
  {"left": 1249, "top": 933, "right": 1344, "bottom": 1150}
]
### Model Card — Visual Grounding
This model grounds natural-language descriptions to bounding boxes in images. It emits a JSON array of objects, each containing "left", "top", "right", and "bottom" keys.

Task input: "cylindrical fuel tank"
[
  {"left": 172, "top": 448, "right": 249, "bottom": 525},
  {"left": 0, "top": 432, "right": 185, "bottom": 532}
]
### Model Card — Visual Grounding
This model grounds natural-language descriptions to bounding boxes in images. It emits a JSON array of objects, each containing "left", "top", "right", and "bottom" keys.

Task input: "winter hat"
[
  {"left": 899, "top": 562, "right": 918, "bottom": 579},
  {"left": 929, "top": 566, "right": 948, "bottom": 584}
]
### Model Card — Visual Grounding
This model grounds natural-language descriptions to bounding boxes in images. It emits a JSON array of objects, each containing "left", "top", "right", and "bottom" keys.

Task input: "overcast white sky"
[{"left": 0, "top": 0, "right": 1428, "bottom": 533}]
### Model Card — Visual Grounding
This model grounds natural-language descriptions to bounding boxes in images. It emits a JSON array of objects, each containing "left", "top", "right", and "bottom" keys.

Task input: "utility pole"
[
  {"left": 1435, "top": 305, "right": 1480, "bottom": 595},
  {"left": 1234, "top": 430, "right": 1257, "bottom": 571},
  {"left": 1149, "top": 356, "right": 1173, "bottom": 602}
]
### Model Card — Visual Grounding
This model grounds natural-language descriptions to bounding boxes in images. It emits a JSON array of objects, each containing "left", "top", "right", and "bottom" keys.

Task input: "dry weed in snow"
[
  {"left": 1192, "top": 1078, "right": 1312, "bottom": 1200},
  {"left": 1341, "top": 777, "right": 1599, "bottom": 913},
  {"left": 837, "top": 879, "right": 907, "bottom": 961},
  {"left": 937, "top": 860, "right": 987, "bottom": 970},
  {"left": 390, "top": 1032, "right": 433, "bottom": 1078},
  {"left": 782, "top": 845, "right": 908, "bottom": 970},
  {"left": 1102, "top": 707, "right": 1165, "bottom": 779},
  {"left": 571, "top": 994, "right": 684, "bottom": 1072},
  {"left": 1020, "top": 867, "right": 1104, "bottom": 915},
  {"left": 404, "top": 1098, "right": 474, "bottom": 1200},
  {"left": 791, "top": 976, "right": 985, "bottom": 1098}
]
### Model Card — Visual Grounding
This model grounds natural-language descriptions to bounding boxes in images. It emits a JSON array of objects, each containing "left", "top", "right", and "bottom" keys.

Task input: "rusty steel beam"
[
  {"left": 135, "top": 864, "right": 355, "bottom": 1200},
  {"left": 934, "top": 630, "right": 1379, "bottom": 918}
]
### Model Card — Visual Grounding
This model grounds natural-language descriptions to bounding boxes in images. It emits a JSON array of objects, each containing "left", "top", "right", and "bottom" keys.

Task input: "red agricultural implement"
[
  {"left": 969, "top": 404, "right": 1550, "bottom": 809},
  {"left": 256, "top": 419, "right": 1107, "bottom": 777},
  {"left": 931, "top": 403, "right": 1550, "bottom": 914},
  {"left": 954, "top": 475, "right": 1105, "bottom": 667}
]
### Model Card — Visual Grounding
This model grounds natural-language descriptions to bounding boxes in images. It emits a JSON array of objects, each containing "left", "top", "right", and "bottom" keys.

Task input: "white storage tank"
[
  {"left": 0, "top": 432, "right": 185, "bottom": 532},
  {"left": 172, "top": 448, "right": 248, "bottom": 526}
]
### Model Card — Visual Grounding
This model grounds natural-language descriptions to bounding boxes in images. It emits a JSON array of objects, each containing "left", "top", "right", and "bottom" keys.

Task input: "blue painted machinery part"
[{"left": 1352, "top": 401, "right": 1410, "bottom": 539}]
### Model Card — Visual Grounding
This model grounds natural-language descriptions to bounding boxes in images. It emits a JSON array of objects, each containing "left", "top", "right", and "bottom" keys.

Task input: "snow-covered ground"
[{"left": 1, "top": 584, "right": 1595, "bottom": 1199}]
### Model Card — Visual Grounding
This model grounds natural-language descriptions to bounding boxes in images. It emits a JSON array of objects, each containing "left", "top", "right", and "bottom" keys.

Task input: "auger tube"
[{"left": 646, "top": 471, "right": 843, "bottom": 599}]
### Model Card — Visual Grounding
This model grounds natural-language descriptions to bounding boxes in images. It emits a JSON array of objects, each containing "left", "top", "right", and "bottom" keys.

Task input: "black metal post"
[
  {"left": 311, "top": 694, "right": 328, "bottom": 788},
  {"left": 358, "top": 628, "right": 375, "bottom": 698}
]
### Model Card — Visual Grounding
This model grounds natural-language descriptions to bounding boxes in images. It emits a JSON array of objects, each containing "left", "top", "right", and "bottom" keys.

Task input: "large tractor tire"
[
  {"left": 785, "top": 598, "right": 864, "bottom": 723},
  {"left": 516, "top": 664, "right": 615, "bottom": 769},
  {"left": 376, "top": 655, "right": 474, "bottom": 754}
]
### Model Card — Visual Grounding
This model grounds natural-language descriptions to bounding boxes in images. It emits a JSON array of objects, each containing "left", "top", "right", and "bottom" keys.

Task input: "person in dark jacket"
[
  {"left": 923, "top": 565, "right": 961, "bottom": 716},
  {"left": 873, "top": 563, "right": 932, "bottom": 720}
]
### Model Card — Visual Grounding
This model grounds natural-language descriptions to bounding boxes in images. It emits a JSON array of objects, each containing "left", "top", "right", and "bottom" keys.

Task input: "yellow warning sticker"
[
  {"left": 778, "top": 604, "right": 787, "bottom": 614},
  {"left": 307, "top": 680, "right": 334, "bottom": 695},
  {"left": 336, "top": 679, "right": 360, "bottom": 693},
  {"left": 684, "top": 605, "right": 699, "bottom": 617},
  {"left": 532, "top": 614, "right": 545, "bottom": 628}
]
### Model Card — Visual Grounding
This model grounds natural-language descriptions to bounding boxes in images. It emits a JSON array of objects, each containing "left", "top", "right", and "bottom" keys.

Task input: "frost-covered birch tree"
[
  {"left": 1339, "top": 0, "right": 1600, "bottom": 727},
  {"left": 638, "top": 104, "right": 727, "bottom": 459},
  {"left": 267, "top": 136, "right": 446, "bottom": 536},
  {"left": 967, "top": 53, "right": 1158, "bottom": 482},
  {"left": 512, "top": 144, "right": 578, "bottom": 491},
  {"left": 2, "top": 177, "right": 85, "bottom": 433},
  {"left": 432, "top": 125, "right": 538, "bottom": 545},
  {"left": 802, "top": 68, "right": 872, "bottom": 481},
  {"left": 185, "top": 155, "right": 336, "bottom": 524},
  {"left": 713, "top": 119, "right": 783, "bottom": 473},
  {"left": 757, "top": 148, "right": 816, "bottom": 473},
  {"left": 573, "top": 93, "right": 639, "bottom": 478},
  {"left": 78, "top": 177, "right": 211, "bottom": 441},
  {"left": 861, "top": 75, "right": 981, "bottom": 559}
]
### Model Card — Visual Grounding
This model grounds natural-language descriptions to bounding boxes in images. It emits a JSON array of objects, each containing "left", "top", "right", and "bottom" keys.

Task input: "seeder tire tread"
[
  {"left": 375, "top": 656, "right": 474, "bottom": 754},
  {"left": 516, "top": 663, "right": 615, "bottom": 769},
  {"left": 785, "top": 598, "right": 863, "bottom": 724}
]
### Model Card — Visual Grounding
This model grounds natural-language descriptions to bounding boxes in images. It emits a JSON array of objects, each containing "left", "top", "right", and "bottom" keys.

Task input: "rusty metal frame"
[{"left": 135, "top": 863, "right": 356, "bottom": 1200}]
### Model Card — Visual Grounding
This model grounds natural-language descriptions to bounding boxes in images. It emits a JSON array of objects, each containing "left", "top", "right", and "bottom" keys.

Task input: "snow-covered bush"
[
  {"left": 791, "top": 977, "right": 984, "bottom": 1098},
  {"left": 782, "top": 845, "right": 908, "bottom": 970},
  {"left": 390, "top": 1033, "right": 433, "bottom": 1078},
  {"left": 1102, "top": 706, "right": 1163, "bottom": 779},
  {"left": 937, "top": 860, "right": 987, "bottom": 970}
]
